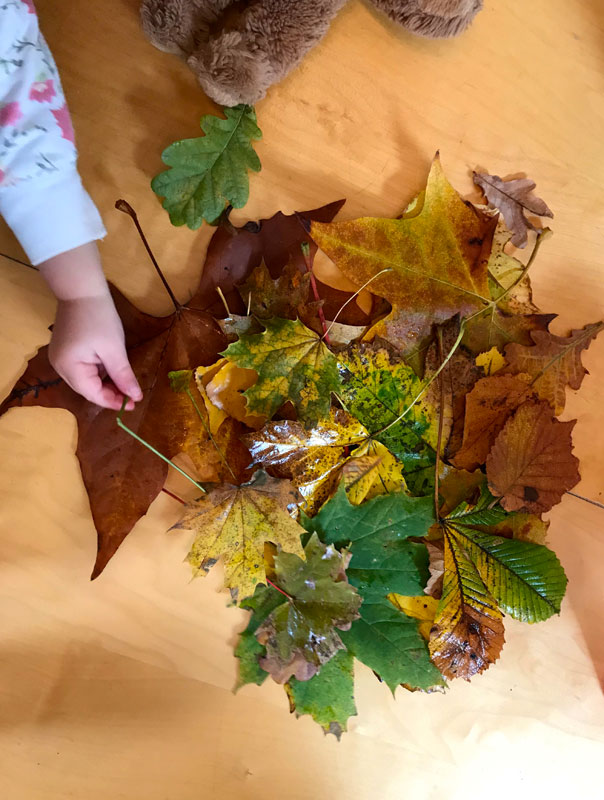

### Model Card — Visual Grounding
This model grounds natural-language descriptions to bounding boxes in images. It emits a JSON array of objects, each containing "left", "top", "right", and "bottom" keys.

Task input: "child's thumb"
[{"left": 102, "top": 346, "right": 142, "bottom": 402}]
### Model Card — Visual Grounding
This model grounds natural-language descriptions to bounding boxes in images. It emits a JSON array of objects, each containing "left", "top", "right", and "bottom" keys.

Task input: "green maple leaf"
[
  {"left": 337, "top": 345, "right": 439, "bottom": 491},
  {"left": 256, "top": 533, "right": 361, "bottom": 684},
  {"left": 303, "top": 487, "right": 443, "bottom": 691},
  {"left": 223, "top": 318, "right": 341, "bottom": 427},
  {"left": 286, "top": 650, "right": 357, "bottom": 739},
  {"left": 235, "top": 584, "right": 282, "bottom": 689},
  {"left": 152, "top": 105, "right": 262, "bottom": 229}
]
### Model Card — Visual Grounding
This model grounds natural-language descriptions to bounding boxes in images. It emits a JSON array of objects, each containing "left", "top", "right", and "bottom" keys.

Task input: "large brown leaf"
[
  {"left": 473, "top": 172, "right": 553, "bottom": 248},
  {"left": 312, "top": 155, "right": 496, "bottom": 357},
  {"left": 486, "top": 400, "right": 580, "bottom": 513},
  {"left": 1, "top": 283, "right": 227, "bottom": 578},
  {"left": 504, "top": 322, "right": 604, "bottom": 414}
]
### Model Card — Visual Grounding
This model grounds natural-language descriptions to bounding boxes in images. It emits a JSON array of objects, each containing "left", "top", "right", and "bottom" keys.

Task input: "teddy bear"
[{"left": 140, "top": 1, "right": 483, "bottom": 107}]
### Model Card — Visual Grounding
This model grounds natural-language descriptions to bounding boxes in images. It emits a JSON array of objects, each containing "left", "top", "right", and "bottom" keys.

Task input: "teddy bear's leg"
[
  {"left": 188, "top": 0, "right": 348, "bottom": 107},
  {"left": 140, "top": 0, "right": 235, "bottom": 56},
  {"left": 368, "top": 0, "right": 483, "bottom": 38}
]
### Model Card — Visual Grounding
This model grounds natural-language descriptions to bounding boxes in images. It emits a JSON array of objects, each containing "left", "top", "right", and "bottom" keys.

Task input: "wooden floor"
[{"left": 1, "top": 1, "right": 603, "bottom": 797}]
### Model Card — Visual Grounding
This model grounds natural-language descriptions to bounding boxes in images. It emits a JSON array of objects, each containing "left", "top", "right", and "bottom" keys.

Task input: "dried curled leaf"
[
  {"left": 285, "top": 650, "right": 357, "bottom": 740},
  {"left": 486, "top": 400, "right": 580, "bottom": 513},
  {"left": 256, "top": 533, "right": 361, "bottom": 683},
  {"left": 504, "top": 322, "right": 604, "bottom": 414},
  {"left": 243, "top": 410, "right": 367, "bottom": 515},
  {"left": 485, "top": 216, "right": 539, "bottom": 313},
  {"left": 312, "top": 155, "right": 495, "bottom": 356},
  {"left": 473, "top": 171, "right": 553, "bottom": 248},
  {"left": 223, "top": 318, "right": 341, "bottom": 427},
  {"left": 173, "top": 470, "right": 305, "bottom": 603}
]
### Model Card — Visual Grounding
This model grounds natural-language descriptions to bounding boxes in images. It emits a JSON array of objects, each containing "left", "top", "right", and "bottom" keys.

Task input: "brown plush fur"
[{"left": 140, "top": 0, "right": 483, "bottom": 106}]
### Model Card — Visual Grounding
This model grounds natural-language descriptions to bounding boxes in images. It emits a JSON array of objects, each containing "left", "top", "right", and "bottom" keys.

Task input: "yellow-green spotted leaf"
[
  {"left": 172, "top": 470, "right": 305, "bottom": 603},
  {"left": 223, "top": 318, "right": 341, "bottom": 427}
]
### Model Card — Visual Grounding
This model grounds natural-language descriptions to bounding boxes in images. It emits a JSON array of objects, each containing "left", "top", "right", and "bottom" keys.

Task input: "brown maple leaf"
[
  {"left": 473, "top": 172, "right": 553, "bottom": 248},
  {"left": 486, "top": 400, "right": 580, "bottom": 513},
  {"left": 504, "top": 322, "right": 604, "bottom": 415}
]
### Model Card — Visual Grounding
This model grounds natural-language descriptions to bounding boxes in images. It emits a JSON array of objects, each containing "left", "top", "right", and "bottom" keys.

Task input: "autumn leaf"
[
  {"left": 473, "top": 171, "right": 553, "bottom": 248},
  {"left": 484, "top": 217, "right": 538, "bottom": 314},
  {"left": 303, "top": 486, "right": 443, "bottom": 690},
  {"left": 235, "top": 584, "right": 282, "bottom": 689},
  {"left": 462, "top": 308, "right": 556, "bottom": 357},
  {"left": 195, "top": 358, "right": 266, "bottom": 431},
  {"left": 223, "top": 318, "right": 341, "bottom": 427},
  {"left": 312, "top": 155, "right": 495, "bottom": 356},
  {"left": 1, "top": 267, "right": 227, "bottom": 578},
  {"left": 255, "top": 533, "right": 361, "bottom": 683},
  {"left": 152, "top": 105, "right": 261, "bottom": 228},
  {"left": 238, "top": 260, "right": 311, "bottom": 321},
  {"left": 388, "top": 594, "right": 439, "bottom": 640},
  {"left": 341, "top": 440, "right": 406, "bottom": 505},
  {"left": 475, "top": 347, "right": 505, "bottom": 375},
  {"left": 486, "top": 400, "right": 580, "bottom": 513},
  {"left": 451, "top": 374, "right": 535, "bottom": 471},
  {"left": 285, "top": 650, "right": 357, "bottom": 739},
  {"left": 243, "top": 410, "right": 367, "bottom": 515},
  {"left": 504, "top": 322, "right": 604, "bottom": 414},
  {"left": 172, "top": 470, "right": 305, "bottom": 603},
  {"left": 337, "top": 344, "right": 439, "bottom": 490}
]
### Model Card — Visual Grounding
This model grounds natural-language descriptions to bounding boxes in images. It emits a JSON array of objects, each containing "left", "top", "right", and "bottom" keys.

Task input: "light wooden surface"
[{"left": 1, "top": 0, "right": 603, "bottom": 797}]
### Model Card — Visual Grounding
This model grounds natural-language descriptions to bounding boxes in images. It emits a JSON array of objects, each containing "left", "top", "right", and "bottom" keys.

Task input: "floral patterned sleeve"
[{"left": 0, "top": 0, "right": 105, "bottom": 265}]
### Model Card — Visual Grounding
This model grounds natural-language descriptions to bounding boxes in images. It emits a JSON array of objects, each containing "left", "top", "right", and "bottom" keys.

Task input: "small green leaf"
[
  {"left": 152, "top": 105, "right": 262, "bottom": 229},
  {"left": 286, "top": 650, "right": 357, "bottom": 739},
  {"left": 223, "top": 318, "right": 341, "bottom": 427}
]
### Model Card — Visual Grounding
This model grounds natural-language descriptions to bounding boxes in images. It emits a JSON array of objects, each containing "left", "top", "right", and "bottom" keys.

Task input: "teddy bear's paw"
[
  {"left": 370, "top": 0, "right": 483, "bottom": 39},
  {"left": 188, "top": 30, "right": 274, "bottom": 106}
]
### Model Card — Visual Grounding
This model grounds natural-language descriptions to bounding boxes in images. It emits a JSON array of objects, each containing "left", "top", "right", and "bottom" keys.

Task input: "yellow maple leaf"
[{"left": 475, "top": 346, "right": 505, "bottom": 375}]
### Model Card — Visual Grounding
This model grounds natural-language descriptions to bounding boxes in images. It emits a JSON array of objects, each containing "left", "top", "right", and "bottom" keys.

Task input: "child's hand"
[
  {"left": 39, "top": 242, "right": 142, "bottom": 410},
  {"left": 49, "top": 294, "right": 142, "bottom": 410}
]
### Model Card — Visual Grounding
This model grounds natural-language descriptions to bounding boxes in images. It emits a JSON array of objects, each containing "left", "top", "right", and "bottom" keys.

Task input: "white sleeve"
[{"left": 0, "top": 1, "right": 106, "bottom": 265}]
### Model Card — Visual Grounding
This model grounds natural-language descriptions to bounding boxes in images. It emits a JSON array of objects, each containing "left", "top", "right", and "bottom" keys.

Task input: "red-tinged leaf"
[{"left": 486, "top": 400, "right": 580, "bottom": 513}]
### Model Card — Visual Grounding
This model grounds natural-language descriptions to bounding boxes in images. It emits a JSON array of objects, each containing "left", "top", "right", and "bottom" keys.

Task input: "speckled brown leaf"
[
  {"left": 473, "top": 172, "right": 553, "bottom": 248},
  {"left": 486, "top": 400, "right": 580, "bottom": 513}
]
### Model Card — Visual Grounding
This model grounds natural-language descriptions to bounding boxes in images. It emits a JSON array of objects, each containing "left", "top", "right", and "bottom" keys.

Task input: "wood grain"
[{"left": 0, "top": 0, "right": 603, "bottom": 796}]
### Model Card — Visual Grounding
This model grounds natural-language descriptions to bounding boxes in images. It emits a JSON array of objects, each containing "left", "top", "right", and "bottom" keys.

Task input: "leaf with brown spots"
[
  {"left": 452, "top": 374, "right": 535, "bottom": 471},
  {"left": 473, "top": 172, "right": 553, "bottom": 248},
  {"left": 312, "top": 155, "right": 496, "bottom": 358},
  {"left": 504, "top": 322, "right": 604, "bottom": 414},
  {"left": 486, "top": 400, "right": 580, "bottom": 513}
]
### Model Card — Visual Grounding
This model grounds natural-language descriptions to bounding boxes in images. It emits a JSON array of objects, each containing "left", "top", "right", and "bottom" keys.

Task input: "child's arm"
[{"left": 0, "top": 2, "right": 141, "bottom": 409}]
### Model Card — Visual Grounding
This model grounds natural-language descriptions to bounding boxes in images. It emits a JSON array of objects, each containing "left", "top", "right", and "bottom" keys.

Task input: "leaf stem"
[
  {"left": 215, "top": 286, "right": 232, "bottom": 318},
  {"left": 162, "top": 487, "right": 187, "bottom": 505},
  {"left": 115, "top": 199, "right": 182, "bottom": 312},
  {"left": 266, "top": 577, "right": 292, "bottom": 601},
  {"left": 322, "top": 268, "right": 393, "bottom": 342},
  {"left": 116, "top": 398, "right": 206, "bottom": 493},
  {"left": 301, "top": 242, "right": 331, "bottom": 344}
]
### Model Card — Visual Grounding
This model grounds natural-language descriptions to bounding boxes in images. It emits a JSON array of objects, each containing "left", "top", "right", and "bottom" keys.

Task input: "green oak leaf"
[
  {"left": 337, "top": 345, "right": 438, "bottom": 493},
  {"left": 255, "top": 533, "right": 361, "bottom": 683},
  {"left": 152, "top": 105, "right": 261, "bottom": 229},
  {"left": 223, "top": 318, "right": 341, "bottom": 427},
  {"left": 285, "top": 650, "right": 357, "bottom": 739}
]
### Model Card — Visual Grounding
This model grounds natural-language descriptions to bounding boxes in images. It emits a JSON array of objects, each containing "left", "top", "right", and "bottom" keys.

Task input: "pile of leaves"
[{"left": 3, "top": 156, "right": 602, "bottom": 739}]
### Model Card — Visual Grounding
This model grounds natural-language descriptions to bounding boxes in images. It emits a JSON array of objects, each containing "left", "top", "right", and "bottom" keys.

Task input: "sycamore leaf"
[
  {"left": 172, "top": 470, "right": 305, "bottom": 603},
  {"left": 235, "top": 584, "right": 282, "bottom": 689},
  {"left": 475, "top": 347, "right": 505, "bottom": 375},
  {"left": 223, "top": 318, "right": 341, "bottom": 427},
  {"left": 303, "top": 486, "right": 442, "bottom": 690},
  {"left": 486, "top": 400, "right": 580, "bottom": 512},
  {"left": 243, "top": 410, "right": 367, "bottom": 515},
  {"left": 473, "top": 171, "right": 553, "bottom": 248},
  {"left": 452, "top": 374, "right": 535, "bottom": 471},
  {"left": 337, "top": 344, "right": 439, "bottom": 489},
  {"left": 285, "top": 650, "right": 357, "bottom": 739},
  {"left": 388, "top": 594, "right": 439, "bottom": 640},
  {"left": 341, "top": 440, "right": 406, "bottom": 505},
  {"left": 256, "top": 533, "right": 361, "bottom": 683},
  {"left": 312, "top": 155, "right": 495, "bottom": 356},
  {"left": 429, "top": 531, "right": 505, "bottom": 680},
  {"left": 152, "top": 105, "right": 261, "bottom": 229},
  {"left": 504, "top": 322, "right": 604, "bottom": 414}
]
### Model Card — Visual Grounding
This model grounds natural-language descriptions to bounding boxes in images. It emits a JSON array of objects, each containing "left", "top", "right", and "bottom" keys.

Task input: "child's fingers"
[
  {"left": 99, "top": 345, "right": 143, "bottom": 403},
  {"left": 60, "top": 361, "right": 127, "bottom": 410}
]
